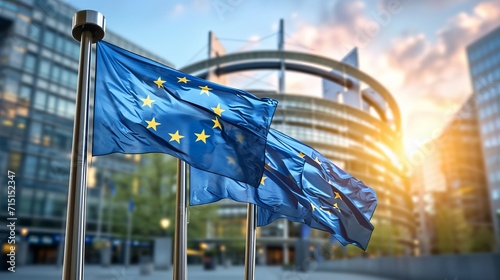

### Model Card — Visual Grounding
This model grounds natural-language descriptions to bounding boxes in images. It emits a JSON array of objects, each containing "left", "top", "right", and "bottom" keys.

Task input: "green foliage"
[
  {"left": 435, "top": 207, "right": 473, "bottom": 254},
  {"left": 111, "top": 154, "right": 218, "bottom": 240},
  {"left": 471, "top": 225, "right": 494, "bottom": 252},
  {"left": 366, "top": 222, "right": 394, "bottom": 256}
]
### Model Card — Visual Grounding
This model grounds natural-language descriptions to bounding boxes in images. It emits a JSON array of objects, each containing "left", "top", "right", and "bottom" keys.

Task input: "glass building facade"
[
  {"left": 0, "top": 0, "right": 172, "bottom": 264},
  {"left": 467, "top": 25, "right": 500, "bottom": 251}
]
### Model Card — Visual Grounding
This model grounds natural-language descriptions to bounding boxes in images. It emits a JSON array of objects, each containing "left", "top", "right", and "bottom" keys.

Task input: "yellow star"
[
  {"left": 168, "top": 130, "right": 184, "bottom": 144},
  {"left": 154, "top": 77, "right": 165, "bottom": 88},
  {"left": 140, "top": 95, "right": 155, "bottom": 108},
  {"left": 212, "top": 117, "right": 222, "bottom": 130},
  {"left": 311, "top": 203, "right": 315, "bottom": 212},
  {"left": 298, "top": 152, "right": 306, "bottom": 158},
  {"left": 145, "top": 117, "right": 160, "bottom": 131},
  {"left": 195, "top": 129, "right": 210, "bottom": 144},
  {"left": 227, "top": 156, "right": 236, "bottom": 164},
  {"left": 177, "top": 77, "right": 190, "bottom": 83},
  {"left": 264, "top": 163, "right": 271, "bottom": 170},
  {"left": 236, "top": 134, "right": 244, "bottom": 143},
  {"left": 260, "top": 176, "right": 267, "bottom": 185},
  {"left": 333, "top": 203, "right": 340, "bottom": 211},
  {"left": 211, "top": 103, "right": 225, "bottom": 116},
  {"left": 199, "top": 85, "right": 212, "bottom": 95},
  {"left": 334, "top": 191, "right": 342, "bottom": 200},
  {"left": 314, "top": 157, "right": 322, "bottom": 165}
]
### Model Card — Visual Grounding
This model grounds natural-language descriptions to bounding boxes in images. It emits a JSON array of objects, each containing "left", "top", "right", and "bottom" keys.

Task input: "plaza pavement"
[{"left": 3, "top": 264, "right": 393, "bottom": 280}]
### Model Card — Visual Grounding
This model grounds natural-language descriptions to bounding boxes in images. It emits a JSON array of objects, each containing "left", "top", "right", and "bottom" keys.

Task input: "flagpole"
[
  {"left": 173, "top": 160, "right": 188, "bottom": 280},
  {"left": 244, "top": 203, "right": 257, "bottom": 280},
  {"left": 62, "top": 10, "right": 105, "bottom": 280}
]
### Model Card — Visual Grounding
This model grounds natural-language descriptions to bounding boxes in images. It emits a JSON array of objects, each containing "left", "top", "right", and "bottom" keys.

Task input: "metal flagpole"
[
  {"left": 62, "top": 10, "right": 105, "bottom": 280},
  {"left": 173, "top": 160, "right": 188, "bottom": 280},
  {"left": 244, "top": 203, "right": 257, "bottom": 280}
]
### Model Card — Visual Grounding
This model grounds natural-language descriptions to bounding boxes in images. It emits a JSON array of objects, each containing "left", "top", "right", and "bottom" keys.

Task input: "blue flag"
[
  {"left": 93, "top": 41, "right": 277, "bottom": 186},
  {"left": 191, "top": 128, "right": 377, "bottom": 250},
  {"left": 257, "top": 163, "right": 374, "bottom": 250},
  {"left": 190, "top": 129, "right": 309, "bottom": 218}
]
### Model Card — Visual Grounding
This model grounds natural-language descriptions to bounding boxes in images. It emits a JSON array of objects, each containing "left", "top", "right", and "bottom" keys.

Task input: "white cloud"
[{"left": 287, "top": 0, "right": 500, "bottom": 151}]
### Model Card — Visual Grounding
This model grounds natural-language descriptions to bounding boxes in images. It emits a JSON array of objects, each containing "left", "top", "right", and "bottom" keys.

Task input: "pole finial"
[{"left": 72, "top": 10, "right": 106, "bottom": 42}]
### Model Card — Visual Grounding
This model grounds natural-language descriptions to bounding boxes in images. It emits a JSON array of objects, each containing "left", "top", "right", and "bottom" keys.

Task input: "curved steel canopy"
[{"left": 179, "top": 50, "right": 401, "bottom": 135}]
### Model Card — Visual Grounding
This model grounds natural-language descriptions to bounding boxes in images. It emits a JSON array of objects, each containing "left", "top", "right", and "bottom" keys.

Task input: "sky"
[{"left": 65, "top": 0, "right": 500, "bottom": 155}]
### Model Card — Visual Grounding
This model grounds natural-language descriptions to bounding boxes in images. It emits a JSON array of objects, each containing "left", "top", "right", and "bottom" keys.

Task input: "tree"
[
  {"left": 434, "top": 206, "right": 473, "bottom": 254},
  {"left": 112, "top": 154, "right": 218, "bottom": 240},
  {"left": 471, "top": 225, "right": 494, "bottom": 252}
]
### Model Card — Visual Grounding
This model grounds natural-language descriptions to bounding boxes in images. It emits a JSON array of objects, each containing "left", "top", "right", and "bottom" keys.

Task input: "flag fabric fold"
[
  {"left": 93, "top": 41, "right": 277, "bottom": 186},
  {"left": 190, "top": 129, "right": 309, "bottom": 218},
  {"left": 190, "top": 128, "right": 377, "bottom": 250}
]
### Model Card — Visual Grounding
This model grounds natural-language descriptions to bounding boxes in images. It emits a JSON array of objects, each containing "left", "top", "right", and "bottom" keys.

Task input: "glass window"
[
  {"left": 47, "top": 95, "right": 57, "bottom": 114},
  {"left": 38, "top": 158, "right": 48, "bottom": 179},
  {"left": 23, "top": 53, "right": 36, "bottom": 73},
  {"left": 65, "top": 101, "right": 75, "bottom": 119},
  {"left": 51, "top": 64, "right": 61, "bottom": 82},
  {"left": 30, "top": 122, "right": 42, "bottom": 144},
  {"left": 43, "top": 29, "right": 55, "bottom": 48},
  {"left": 28, "top": 23, "right": 41, "bottom": 41},
  {"left": 39, "top": 59, "right": 51, "bottom": 78},
  {"left": 61, "top": 68, "right": 69, "bottom": 86},
  {"left": 32, "top": 190, "right": 45, "bottom": 216},
  {"left": 64, "top": 38, "right": 74, "bottom": 57},
  {"left": 34, "top": 90, "right": 46, "bottom": 110},
  {"left": 55, "top": 34, "right": 64, "bottom": 53},
  {"left": 57, "top": 99, "right": 66, "bottom": 117},
  {"left": 19, "top": 85, "right": 31, "bottom": 102},
  {"left": 19, "top": 188, "right": 33, "bottom": 215},
  {"left": 24, "top": 155, "right": 37, "bottom": 177},
  {"left": 69, "top": 71, "right": 78, "bottom": 87}
]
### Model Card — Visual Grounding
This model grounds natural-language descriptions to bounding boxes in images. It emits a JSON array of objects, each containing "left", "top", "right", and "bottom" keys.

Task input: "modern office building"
[
  {"left": 0, "top": 0, "right": 172, "bottom": 264},
  {"left": 411, "top": 95, "right": 492, "bottom": 254},
  {"left": 438, "top": 97, "right": 491, "bottom": 233},
  {"left": 467, "top": 25, "right": 500, "bottom": 251},
  {"left": 182, "top": 29, "right": 414, "bottom": 263}
]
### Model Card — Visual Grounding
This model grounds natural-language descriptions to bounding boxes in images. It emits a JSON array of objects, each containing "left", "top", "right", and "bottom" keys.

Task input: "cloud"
[
  {"left": 287, "top": 0, "right": 500, "bottom": 151},
  {"left": 171, "top": 3, "right": 185, "bottom": 16}
]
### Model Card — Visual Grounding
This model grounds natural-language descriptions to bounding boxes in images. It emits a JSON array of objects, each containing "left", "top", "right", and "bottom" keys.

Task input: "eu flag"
[
  {"left": 190, "top": 129, "right": 309, "bottom": 219},
  {"left": 93, "top": 41, "right": 277, "bottom": 186},
  {"left": 191, "top": 127, "right": 377, "bottom": 250}
]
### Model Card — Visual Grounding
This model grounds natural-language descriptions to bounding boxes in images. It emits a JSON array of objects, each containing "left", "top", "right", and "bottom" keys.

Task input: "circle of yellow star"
[
  {"left": 145, "top": 117, "right": 160, "bottom": 131},
  {"left": 314, "top": 157, "right": 322, "bottom": 165},
  {"left": 236, "top": 134, "right": 244, "bottom": 143},
  {"left": 169, "top": 130, "right": 184, "bottom": 144},
  {"left": 154, "top": 77, "right": 165, "bottom": 88},
  {"left": 260, "top": 176, "right": 267, "bottom": 185},
  {"left": 334, "top": 191, "right": 342, "bottom": 200},
  {"left": 177, "top": 77, "right": 190, "bottom": 83},
  {"left": 227, "top": 156, "right": 236, "bottom": 165},
  {"left": 140, "top": 95, "right": 155, "bottom": 108},
  {"left": 199, "top": 85, "right": 212, "bottom": 95},
  {"left": 212, "top": 117, "right": 222, "bottom": 130},
  {"left": 333, "top": 202, "right": 340, "bottom": 211},
  {"left": 194, "top": 129, "right": 210, "bottom": 144},
  {"left": 211, "top": 103, "right": 225, "bottom": 116}
]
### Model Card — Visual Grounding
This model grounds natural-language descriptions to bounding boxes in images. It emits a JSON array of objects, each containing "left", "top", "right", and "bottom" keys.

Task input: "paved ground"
[{"left": 2, "top": 264, "right": 393, "bottom": 280}]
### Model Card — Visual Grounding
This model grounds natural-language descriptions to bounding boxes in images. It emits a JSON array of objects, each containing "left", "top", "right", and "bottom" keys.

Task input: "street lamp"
[{"left": 160, "top": 218, "right": 171, "bottom": 235}]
